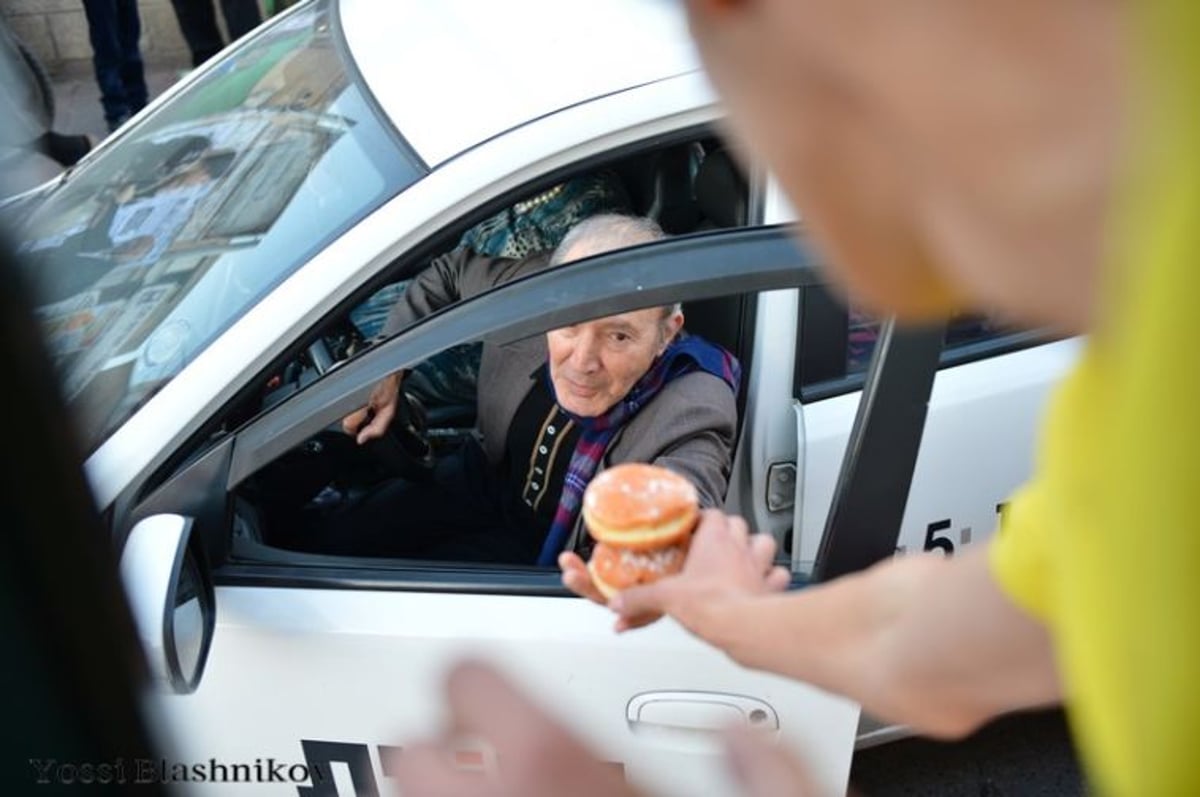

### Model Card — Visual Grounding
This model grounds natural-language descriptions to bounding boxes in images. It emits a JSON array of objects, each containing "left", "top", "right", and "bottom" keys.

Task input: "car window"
[
  {"left": 846, "top": 310, "right": 1005, "bottom": 375},
  {"left": 134, "top": 224, "right": 807, "bottom": 595},
  {"left": 236, "top": 285, "right": 754, "bottom": 569},
  {"left": 9, "top": 0, "right": 421, "bottom": 454},
  {"left": 795, "top": 283, "right": 1031, "bottom": 397}
]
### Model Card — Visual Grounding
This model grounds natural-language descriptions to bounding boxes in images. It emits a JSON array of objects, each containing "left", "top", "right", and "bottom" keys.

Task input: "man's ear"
[
  {"left": 671, "top": 310, "right": 685, "bottom": 337},
  {"left": 664, "top": 310, "right": 685, "bottom": 348}
]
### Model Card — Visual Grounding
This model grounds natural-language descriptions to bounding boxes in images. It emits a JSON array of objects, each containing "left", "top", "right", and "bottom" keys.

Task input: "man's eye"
[{"left": 610, "top": 332, "right": 631, "bottom": 344}]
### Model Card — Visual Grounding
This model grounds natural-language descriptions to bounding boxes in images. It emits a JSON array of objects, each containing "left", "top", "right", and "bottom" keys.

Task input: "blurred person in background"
[
  {"left": 80, "top": 0, "right": 148, "bottom": 132},
  {"left": 396, "top": 0, "right": 1199, "bottom": 795},
  {"left": 169, "top": 0, "right": 263, "bottom": 68}
]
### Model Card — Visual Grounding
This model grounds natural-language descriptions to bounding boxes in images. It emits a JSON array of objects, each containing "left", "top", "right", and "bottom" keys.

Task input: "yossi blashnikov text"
[{"left": 28, "top": 757, "right": 327, "bottom": 786}]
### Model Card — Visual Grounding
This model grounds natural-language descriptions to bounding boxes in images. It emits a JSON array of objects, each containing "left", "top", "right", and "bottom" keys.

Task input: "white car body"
[{"left": 7, "top": 1, "right": 1078, "bottom": 793}]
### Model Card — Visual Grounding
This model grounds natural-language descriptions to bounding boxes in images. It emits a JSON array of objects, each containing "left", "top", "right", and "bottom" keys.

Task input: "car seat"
[{"left": 614, "top": 142, "right": 704, "bottom": 234}]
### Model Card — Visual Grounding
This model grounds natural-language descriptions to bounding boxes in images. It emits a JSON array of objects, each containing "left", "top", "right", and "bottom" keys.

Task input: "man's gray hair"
[
  {"left": 549, "top": 213, "right": 666, "bottom": 266},
  {"left": 550, "top": 214, "right": 681, "bottom": 317}
]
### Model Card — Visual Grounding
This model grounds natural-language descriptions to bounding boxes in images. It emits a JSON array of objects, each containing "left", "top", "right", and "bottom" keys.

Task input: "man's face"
[{"left": 547, "top": 308, "right": 681, "bottom": 417}]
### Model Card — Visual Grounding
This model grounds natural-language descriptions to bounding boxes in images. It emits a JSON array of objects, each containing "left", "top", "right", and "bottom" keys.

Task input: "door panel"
[
  {"left": 793, "top": 337, "right": 1082, "bottom": 572},
  {"left": 160, "top": 587, "right": 859, "bottom": 796}
]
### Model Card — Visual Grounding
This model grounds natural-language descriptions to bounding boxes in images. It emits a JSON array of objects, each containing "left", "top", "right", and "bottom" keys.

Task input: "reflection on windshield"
[{"left": 11, "top": 1, "right": 419, "bottom": 453}]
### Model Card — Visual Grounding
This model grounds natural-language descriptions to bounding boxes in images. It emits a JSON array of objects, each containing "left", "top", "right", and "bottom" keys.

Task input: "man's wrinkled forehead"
[{"left": 553, "top": 308, "right": 662, "bottom": 336}]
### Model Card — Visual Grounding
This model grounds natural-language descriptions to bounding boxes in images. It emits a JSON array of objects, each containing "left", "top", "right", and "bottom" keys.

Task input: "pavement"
[
  {"left": 4, "top": 60, "right": 187, "bottom": 198},
  {"left": 850, "top": 708, "right": 1087, "bottom": 796}
]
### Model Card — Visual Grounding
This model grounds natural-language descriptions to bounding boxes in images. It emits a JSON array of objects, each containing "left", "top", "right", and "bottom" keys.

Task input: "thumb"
[
  {"left": 355, "top": 404, "right": 394, "bottom": 445},
  {"left": 724, "top": 728, "right": 821, "bottom": 797},
  {"left": 342, "top": 406, "right": 368, "bottom": 436}
]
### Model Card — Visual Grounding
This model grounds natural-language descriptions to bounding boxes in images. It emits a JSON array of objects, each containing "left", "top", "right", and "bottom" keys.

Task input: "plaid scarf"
[{"left": 535, "top": 333, "right": 741, "bottom": 565}]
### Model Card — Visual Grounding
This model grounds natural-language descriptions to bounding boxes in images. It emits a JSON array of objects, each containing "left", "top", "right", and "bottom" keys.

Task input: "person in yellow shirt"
[{"left": 394, "top": 1, "right": 1198, "bottom": 794}]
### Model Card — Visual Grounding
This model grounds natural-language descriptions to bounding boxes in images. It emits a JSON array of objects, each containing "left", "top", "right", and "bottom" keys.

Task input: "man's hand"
[
  {"left": 391, "top": 660, "right": 822, "bottom": 797},
  {"left": 342, "top": 372, "right": 402, "bottom": 445},
  {"left": 560, "top": 510, "right": 791, "bottom": 634},
  {"left": 558, "top": 552, "right": 661, "bottom": 631}
]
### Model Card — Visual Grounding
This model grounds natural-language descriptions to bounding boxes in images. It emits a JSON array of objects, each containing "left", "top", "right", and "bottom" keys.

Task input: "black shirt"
[{"left": 503, "top": 375, "right": 582, "bottom": 535}]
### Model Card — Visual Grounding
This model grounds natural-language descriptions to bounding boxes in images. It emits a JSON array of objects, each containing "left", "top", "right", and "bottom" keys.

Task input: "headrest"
[
  {"left": 694, "top": 149, "right": 747, "bottom": 228},
  {"left": 614, "top": 144, "right": 702, "bottom": 234},
  {"left": 646, "top": 145, "right": 702, "bottom": 233}
]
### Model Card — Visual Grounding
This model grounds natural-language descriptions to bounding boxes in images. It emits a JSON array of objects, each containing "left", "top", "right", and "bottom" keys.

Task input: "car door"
[
  {"left": 123, "top": 229, "right": 861, "bottom": 797},
  {"left": 791, "top": 302, "right": 1082, "bottom": 577}
]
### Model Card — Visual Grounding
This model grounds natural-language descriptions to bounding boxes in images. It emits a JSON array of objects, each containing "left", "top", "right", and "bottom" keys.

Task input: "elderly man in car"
[{"left": 309, "top": 214, "right": 740, "bottom": 564}]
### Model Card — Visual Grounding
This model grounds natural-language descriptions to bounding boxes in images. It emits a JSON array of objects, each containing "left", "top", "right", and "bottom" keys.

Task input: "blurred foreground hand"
[{"left": 391, "top": 660, "right": 822, "bottom": 797}]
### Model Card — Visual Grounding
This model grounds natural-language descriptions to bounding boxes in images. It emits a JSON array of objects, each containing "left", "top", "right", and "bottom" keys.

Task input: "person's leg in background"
[
  {"left": 114, "top": 0, "right": 147, "bottom": 115},
  {"left": 80, "top": 0, "right": 131, "bottom": 131},
  {"left": 168, "top": 0, "right": 225, "bottom": 67},
  {"left": 218, "top": 0, "right": 263, "bottom": 42}
]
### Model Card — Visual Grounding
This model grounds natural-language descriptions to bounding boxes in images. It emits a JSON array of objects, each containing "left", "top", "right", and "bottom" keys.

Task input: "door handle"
[{"left": 627, "top": 691, "right": 779, "bottom": 737}]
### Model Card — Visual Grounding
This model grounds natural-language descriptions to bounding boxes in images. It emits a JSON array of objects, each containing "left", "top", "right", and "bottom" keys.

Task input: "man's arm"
[
  {"left": 560, "top": 374, "right": 738, "bottom": 609},
  {"left": 627, "top": 372, "right": 736, "bottom": 508},
  {"left": 347, "top": 249, "right": 476, "bottom": 442},
  {"left": 619, "top": 536, "right": 1061, "bottom": 738},
  {"left": 380, "top": 249, "right": 549, "bottom": 338},
  {"left": 349, "top": 249, "right": 546, "bottom": 442},
  {"left": 379, "top": 247, "right": 475, "bottom": 339}
]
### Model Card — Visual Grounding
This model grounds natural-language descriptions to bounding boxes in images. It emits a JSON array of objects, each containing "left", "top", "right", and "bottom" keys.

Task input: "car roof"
[{"left": 339, "top": 0, "right": 702, "bottom": 167}]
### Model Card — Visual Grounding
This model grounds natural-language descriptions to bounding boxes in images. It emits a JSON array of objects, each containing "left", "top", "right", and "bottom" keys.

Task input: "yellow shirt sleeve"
[{"left": 987, "top": 478, "right": 1053, "bottom": 624}]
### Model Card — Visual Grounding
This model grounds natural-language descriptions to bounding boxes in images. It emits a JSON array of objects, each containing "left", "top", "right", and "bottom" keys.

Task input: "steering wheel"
[
  {"left": 368, "top": 388, "right": 435, "bottom": 482},
  {"left": 305, "top": 337, "right": 436, "bottom": 482}
]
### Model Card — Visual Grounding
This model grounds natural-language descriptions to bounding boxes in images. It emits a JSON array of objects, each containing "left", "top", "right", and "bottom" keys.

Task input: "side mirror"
[{"left": 120, "top": 514, "right": 215, "bottom": 694}]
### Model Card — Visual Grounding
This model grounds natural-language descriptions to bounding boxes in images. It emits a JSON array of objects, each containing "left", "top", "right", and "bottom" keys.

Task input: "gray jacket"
[{"left": 382, "top": 248, "right": 737, "bottom": 535}]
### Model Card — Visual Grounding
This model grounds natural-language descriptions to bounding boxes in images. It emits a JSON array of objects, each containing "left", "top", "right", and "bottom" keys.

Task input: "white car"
[{"left": 5, "top": 0, "right": 1079, "bottom": 794}]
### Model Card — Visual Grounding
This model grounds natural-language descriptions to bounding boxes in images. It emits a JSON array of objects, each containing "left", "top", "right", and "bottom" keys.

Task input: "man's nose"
[{"left": 568, "top": 330, "right": 602, "bottom": 372}]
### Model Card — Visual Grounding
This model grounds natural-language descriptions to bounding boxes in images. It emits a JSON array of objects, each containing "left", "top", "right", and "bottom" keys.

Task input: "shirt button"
[
  {"left": 547, "top": 425, "right": 556, "bottom": 435},
  {"left": 539, "top": 445, "right": 548, "bottom": 455}
]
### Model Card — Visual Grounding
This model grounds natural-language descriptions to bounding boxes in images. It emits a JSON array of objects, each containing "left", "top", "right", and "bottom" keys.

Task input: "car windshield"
[{"left": 7, "top": 0, "right": 420, "bottom": 454}]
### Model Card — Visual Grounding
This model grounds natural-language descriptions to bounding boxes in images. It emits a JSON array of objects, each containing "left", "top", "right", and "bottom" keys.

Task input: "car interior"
[{"left": 222, "top": 133, "right": 760, "bottom": 565}]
